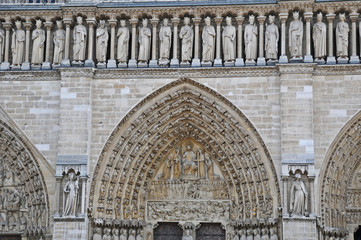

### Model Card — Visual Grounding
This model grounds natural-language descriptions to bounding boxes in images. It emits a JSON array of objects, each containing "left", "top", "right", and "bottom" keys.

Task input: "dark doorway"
[
  {"left": 153, "top": 222, "right": 183, "bottom": 240},
  {"left": 0, "top": 236, "right": 21, "bottom": 240},
  {"left": 196, "top": 223, "right": 225, "bottom": 240},
  {"left": 355, "top": 226, "right": 361, "bottom": 240}
]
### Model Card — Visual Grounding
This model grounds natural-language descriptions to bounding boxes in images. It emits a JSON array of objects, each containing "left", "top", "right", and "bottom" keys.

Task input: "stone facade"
[{"left": 0, "top": 0, "right": 360, "bottom": 240}]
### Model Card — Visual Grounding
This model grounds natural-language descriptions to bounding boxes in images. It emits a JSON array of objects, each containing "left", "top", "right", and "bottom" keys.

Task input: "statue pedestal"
[
  {"left": 72, "top": 61, "right": 84, "bottom": 67},
  {"left": 31, "top": 64, "right": 42, "bottom": 70},
  {"left": 128, "top": 59, "right": 138, "bottom": 68},
  {"left": 267, "top": 59, "right": 278, "bottom": 66},
  {"left": 84, "top": 59, "right": 95, "bottom": 67},
  {"left": 314, "top": 58, "right": 325, "bottom": 65},
  {"left": 289, "top": 56, "right": 303, "bottom": 63},
  {"left": 20, "top": 62, "right": 30, "bottom": 70},
  {"left": 304, "top": 55, "right": 313, "bottom": 63},
  {"left": 191, "top": 58, "right": 201, "bottom": 67},
  {"left": 159, "top": 59, "right": 170, "bottom": 67},
  {"left": 180, "top": 61, "right": 191, "bottom": 67},
  {"left": 279, "top": 55, "right": 288, "bottom": 63},
  {"left": 337, "top": 57, "right": 349, "bottom": 64},
  {"left": 170, "top": 58, "right": 179, "bottom": 67},
  {"left": 350, "top": 55, "right": 359, "bottom": 64},
  {"left": 326, "top": 56, "right": 336, "bottom": 65},
  {"left": 224, "top": 61, "right": 235, "bottom": 67},
  {"left": 42, "top": 61, "right": 51, "bottom": 70},
  {"left": 97, "top": 62, "right": 106, "bottom": 69},
  {"left": 0, "top": 62, "right": 10, "bottom": 70},
  {"left": 138, "top": 61, "right": 148, "bottom": 68},
  {"left": 257, "top": 57, "right": 266, "bottom": 66},
  {"left": 61, "top": 59, "right": 71, "bottom": 67},
  {"left": 201, "top": 61, "right": 212, "bottom": 67},
  {"left": 149, "top": 59, "right": 159, "bottom": 68},
  {"left": 53, "top": 217, "right": 88, "bottom": 240},
  {"left": 245, "top": 59, "right": 256, "bottom": 66},
  {"left": 282, "top": 216, "right": 317, "bottom": 240},
  {"left": 118, "top": 62, "right": 128, "bottom": 68},
  {"left": 107, "top": 59, "right": 117, "bottom": 68},
  {"left": 235, "top": 58, "right": 244, "bottom": 66},
  {"left": 213, "top": 58, "right": 223, "bottom": 67}
]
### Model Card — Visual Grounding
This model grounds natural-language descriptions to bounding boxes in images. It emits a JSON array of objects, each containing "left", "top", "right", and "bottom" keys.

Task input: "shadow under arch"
[
  {"left": 89, "top": 78, "right": 281, "bottom": 224},
  {"left": 0, "top": 105, "right": 52, "bottom": 239},
  {"left": 318, "top": 110, "right": 361, "bottom": 238}
]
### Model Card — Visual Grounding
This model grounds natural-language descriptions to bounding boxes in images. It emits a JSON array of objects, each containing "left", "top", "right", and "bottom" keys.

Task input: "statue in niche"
[
  {"left": 112, "top": 228, "right": 120, "bottom": 240},
  {"left": 183, "top": 229, "right": 193, "bottom": 240},
  {"left": 138, "top": 18, "right": 151, "bottom": 63},
  {"left": 246, "top": 229, "right": 253, "bottom": 240},
  {"left": 73, "top": 16, "right": 87, "bottom": 63},
  {"left": 232, "top": 230, "right": 239, "bottom": 240},
  {"left": 31, "top": 19, "right": 45, "bottom": 65},
  {"left": 197, "top": 149, "right": 206, "bottom": 178},
  {"left": 183, "top": 145, "right": 197, "bottom": 177},
  {"left": 180, "top": 17, "right": 193, "bottom": 63},
  {"left": 253, "top": 228, "right": 261, "bottom": 240},
  {"left": 11, "top": 20, "right": 25, "bottom": 66},
  {"left": 128, "top": 229, "right": 136, "bottom": 240},
  {"left": 159, "top": 18, "right": 172, "bottom": 64},
  {"left": 117, "top": 20, "right": 129, "bottom": 63},
  {"left": 53, "top": 20, "right": 65, "bottom": 65},
  {"left": 336, "top": 13, "right": 349, "bottom": 58},
  {"left": 265, "top": 15, "right": 279, "bottom": 60},
  {"left": 63, "top": 171, "right": 79, "bottom": 216},
  {"left": 222, "top": 16, "right": 236, "bottom": 62},
  {"left": 103, "top": 228, "right": 112, "bottom": 240},
  {"left": 289, "top": 11, "right": 303, "bottom": 58},
  {"left": 239, "top": 230, "right": 247, "bottom": 240},
  {"left": 290, "top": 173, "right": 308, "bottom": 217},
  {"left": 96, "top": 20, "right": 109, "bottom": 64},
  {"left": 313, "top": 12, "right": 327, "bottom": 60},
  {"left": 0, "top": 25, "right": 4, "bottom": 63},
  {"left": 201, "top": 16, "right": 215, "bottom": 63},
  {"left": 244, "top": 15, "right": 258, "bottom": 61},
  {"left": 261, "top": 229, "right": 269, "bottom": 240},
  {"left": 269, "top": 228, "right": 278, "bottom": 240},
  {"left": 93, "top": 227, "right": 102, "bottom": 240},
  {"left": 119, "top": 229, "right": 127, "bottom": 240},
  {"left": 136, "top": 229, "right": 144, "bottom": 240}
]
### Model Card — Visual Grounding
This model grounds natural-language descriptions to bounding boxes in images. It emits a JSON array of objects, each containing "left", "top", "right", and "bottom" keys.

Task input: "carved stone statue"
[
  {"left": 289, "top": 11, "right": 303, "bottom": 58},
  {"left": 120, "top": 229, "right": 127, "bottom": 240},
  {"left": 253, "top": 228, "right": 261, "bottom": 240},
  {"left": 244, "top": 15, "right": 258, "bottom": 61},
  {"left": 103, "top": 228, "right": 112, "bottom": 240},
  {"left": 112, "top": 228, "right": 120, "bottom": 240},
  {"left": 197, "top": 149, "right": 206, "bottom": 178},
  {"left": 269, "top": 228, "right": 278, "bottom": 240},
  {"left": 159, "top": 18, "right": 172, "bottom": 64},
  {"left": 117, "top": 20, "right": 130, "bottom": 63},
  {"left": 205, "top": 152, "right": 215, "bottom": 180},
  {"left": 233, "top": 230, "right": 239, "bottom": 240},
  {"left": 222, "top": 16, "right": 236, "bottom": 62},
  {"left": 336, "top": 13, "right": 349, "bottom": 58},
  {"left": 96, "top": 20, "right": 109, "bottom": 64},
  {"left": 161, "top": 156, "right": 172, "bottom": 180},
  {"left": 183, "top": 145, "right": 197, "bottom": 177},
  {"left": 11, "top": 20, "right": 25, "bottom": 66},
  {"left": 201, "top": 16, "right": 215, "bottom": 63},
  {"left": 53, "top": 20, "right": 65, "bottom": 65},
  {"left": 265, "top": 15, "right": 279, "bottom": 60},
  {"left": 180, "top": 17, "right": 194, "bottom": 62},
  {"left": 93, "top": 227, "right": 102, "bottom": 240},
  {"left": 246, "top": 229, "right": 253, "bottom": 240},
  {"left": 261, "top": 229, "right": 269, "bottom": 240},
  {"left": 313, "top": 12, "right": 327, "bottom": 60},
  {"left": 239, "top": 229, "right": 247, "bottom": 240},
  {"left": 129, "top": 229, "right": 136, "bottom": 240},
  {"left": 138, "top": 18, "right": 151, "bottom": 63},
  {"left": 173, "top": 148, "right": 181, "bottom": 179},
  {"left": 183, "top": 229, "right": 193, "bottom": 240},
  {"left": 290, "top": 173, "right": 308, "bottom": 216},
  {"left": 31, "top": 19, "right": 45, "bottom": 65},
  {"left": 0, "top": 25, "right": 5, "bottom": 63},
  {"left": 136, "top": 229, "right": 144, "bottom": 240},
  {"left": 63, "top": 171, "right": 79, "bottom": 216},
  {"left": 73, "top": 16, "right": 87, "bottom": 63}
]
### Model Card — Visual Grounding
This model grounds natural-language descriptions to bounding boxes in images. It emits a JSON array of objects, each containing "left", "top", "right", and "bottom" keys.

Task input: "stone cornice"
[{"left": 0, "top": 70, "right": 60, "bottom": 81}]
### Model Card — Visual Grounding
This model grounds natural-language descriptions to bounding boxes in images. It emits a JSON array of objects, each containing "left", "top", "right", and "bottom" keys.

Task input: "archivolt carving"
[
  {"left": 0, "top": 119, "right": 49, "bottom": 238},
  {"left": 319, "top": 111, "right": 361, "bottom": 237},
  {"left": 89, "top": 78, "right": 280, "bottom": 223}
]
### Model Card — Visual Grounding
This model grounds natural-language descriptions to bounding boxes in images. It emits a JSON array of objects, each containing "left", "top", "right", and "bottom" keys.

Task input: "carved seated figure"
[{"left": 183, "top": 145, "right": 197, "bottom": 177}]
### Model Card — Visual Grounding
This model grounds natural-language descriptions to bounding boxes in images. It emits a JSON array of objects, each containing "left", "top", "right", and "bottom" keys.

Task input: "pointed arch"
[
  {"left": 319, "top": 110, "right": 361, "bottom": 237},
  {"left": 89, "top": 78, "right": 281, "bottom": 221},
  {"left": 0, "top": 105, "right": 52, "bottom": 237}
]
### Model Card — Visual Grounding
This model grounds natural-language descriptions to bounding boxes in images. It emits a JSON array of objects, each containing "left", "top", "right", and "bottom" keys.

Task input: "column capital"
[
  {"left": 214, "top": 16, "right": 223, "bottom": 25},
  {"left": 2, "top": 22, "right": 12, "bottom": 30},
  {"left": 86, "top": 18, "right": 96, "bottom": 27},
  {"left": 279, "top": 13, "right": 288, "bottom": 23},
  {"left": 349, "top": 12, "right": 359, "bottom": 22},
  {"left": 23, "top": 22, "right": 32, "bottom": 29},
  {"left": 257, "top": 15, "right": 266, "bottom": 24},
  {"left": 171, "top": 17, "right": 180, "bottom": 25},
  {"left": 235, "top": 16, "right": 244, "bottom": 24},
  {"left": 326, "top": 13, "right": 336, "bottom": 21},
  {"left": 108, "top": 19, "right": 117, "bottom": 27},
  {"left": 63, "top": 18, "right": 72, "bottom": 26},
  {"left": 44, "top": 21, "right": 53, "bottom": 29},
  {"left": 192, "top": 17, "right": 201, "bottom": 25},
  {"left": 150, "top": 18, "right": 159, "bottom": 26},
  {"left": 304, "top": 12, "right": 313, "bottom": 22},
  {"left": 129, "top": 18, "right": 138, "bottom": 26}
]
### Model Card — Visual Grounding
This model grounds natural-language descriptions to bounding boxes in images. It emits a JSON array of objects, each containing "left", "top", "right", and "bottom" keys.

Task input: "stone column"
[
  {"left": 84, "top": 18, "right": 96, "bottom": 67},
  {"left": 282, "top": 177, "right": 288, "bottom": 215},
  {"left": 235, "top": 15, "right": 244, "bottom": 66},
  {"left": 304, "top": 12, "right": 313, "bottom": 63},
  {"left": 20, "top": 21, "right": 31, "bottom": 70},
  {"left": 170, "top": 17, "right": 180, "bottom": 67},
  {"left": 42, "top": 21, "right": 53, "bottom": 69},
  {"left": 61, "top": 18, "right": 72, "bottom": 67},
  {"left": 213, "top": 16, "right": 223, "bottom": 67},
  {"left": 257, "top": 15, "right": 266, "bottom": 65},
  {"left": 0, "top": 22, "right": 11, "bottom": 70},
  {"left": 191, "top": 17, "right": 201, "bottom": 67},
  {"left": 326, "top": 14, "right": 336, "bottom": 64},
  {"left": 350, "top": 13, "right": 360, "bottom": 63},
  {"left": 149, "top": 18, "right": 159, "bottom": 67},
  {"left": 128, "top": 18, "right": 138, "bottom": 68},
  {"left": 107, "top": 18, "right": 117, "bottom": 68},
  {"left": 54, "top": 177, "right": 62, "bottom": 217},
  {"left": 81, "top": 177, "right": 86, "bottom": 216},
  {"left": 279, "top": 13, "right": 288, "bottom": 63}
]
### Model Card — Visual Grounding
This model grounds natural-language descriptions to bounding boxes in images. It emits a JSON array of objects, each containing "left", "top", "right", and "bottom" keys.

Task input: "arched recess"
[
  {"left": 0, "top": 105, "right": 52, "bottom": 239},
  {"left": 319, "top": 110, "right": 361, "bottom": 238},
  {"left": 89, "top": 78, "right": 280, "bottom": 226}
]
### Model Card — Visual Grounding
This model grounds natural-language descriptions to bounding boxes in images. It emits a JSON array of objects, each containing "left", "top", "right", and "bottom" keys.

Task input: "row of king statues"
[{"left": 0, "top": 11, "right": 356, "bottom": 70}]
